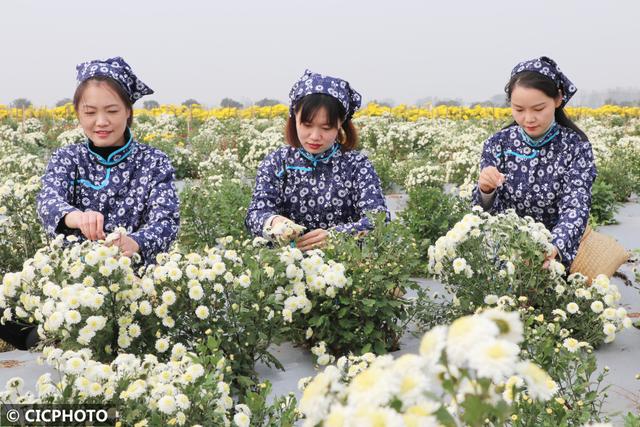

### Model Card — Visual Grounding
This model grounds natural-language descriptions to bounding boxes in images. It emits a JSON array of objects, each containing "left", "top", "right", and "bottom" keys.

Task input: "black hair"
[
  {"left": 504, "top": 71, "right": 587, "bottom": 140},
  {"left": 285, "top": 93, "right": 359, "bottom": 150}
]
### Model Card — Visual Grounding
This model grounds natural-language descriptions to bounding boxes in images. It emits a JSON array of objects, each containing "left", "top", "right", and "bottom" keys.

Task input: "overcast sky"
[{"left": 1, "top": 0, "right": 638, "bottom": 107}]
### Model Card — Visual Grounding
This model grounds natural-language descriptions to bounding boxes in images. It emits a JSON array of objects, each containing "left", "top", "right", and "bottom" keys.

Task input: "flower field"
[{"left": 0, "top": 106, "right": 639, "bottom": 426}]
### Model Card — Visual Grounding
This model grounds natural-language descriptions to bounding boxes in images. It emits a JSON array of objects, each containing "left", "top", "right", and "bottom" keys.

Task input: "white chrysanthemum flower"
[
  {"left": 212, "top": 262, "right": 226, "bottom": 276},
  {"left": 189, "top": 286, "right": 204, "bottom": 301},
  {"left": 286, "top": 264, "right": 300, "bottom": 280},
  {"left": 317, "top": 354, "right": 333, "bottom": 366},
  {"left": 446, "top": 315, "right": 499, "bottom": 366},
  {"left": 347, "top": 359, "right": 399, "bottom": 407},
  {"left": 161, "top": 290, "right": 177, "bottom": 305},
  {"left": 128, "top": 324, "right": 141, "bottom": 338},
  {"left": 502, "top": 375, "right": 524, "bottom": 403},
  {"left": 603, "top": 294, "right": 615, "bottom": 307},
  {"left": 85, "top": 315, "right": 107, "bottom": 331},
  {"left": 481, "top": 308, "right": 523, "bottom": 344},
  {"left": 157, "top": 395, "right": 176, "bottom": 415},
  {"left": 517, "top": 361, "right": 557, "bottom": 400},
  {"left": 84, "top": 251, "right": 99, "bottom": 266},
  {"left": 185, "top": 264, "right": 199, "bottom": 280},
  {"left": 237, "top": 274, "right": 251, "bottom": 288},
  {"left": 562, "top": 338, "right": 580, "bottom": 353},
  {"left": 138, "top": 301, "right": 152, "bottom": 316},
  {"left": 566, "top": 302, "right": 579, "bottom": 314},
  {"left": 233, "top": 412, "right": 250, "bottom": 427},
  {"left": 603, "top": 308, "right": 617, "bottom": 320},
  {"left": 298, "top": 367, "right": 340, "bottom": 424},
  {"left": 552, "top": 309, "right": 567, "bottom": 321},
  {"left": 452, "top": 257, "right": 467, "bottom": 274},
  {"left": 593, "top": 274, "right": 610, "bottom": 288},
  {"left": 167, "top": 267, "right": 183, "bottom": 282},
  {"left": 603, "top": 323, "right": 616, "bottom": 336},
  {"left": 590, "top": 301, "right": 604, "bottom": 313},
  {"left": 155, "top": 338, "right": 170, "bottom": 353},
  {"left": 195, "top": 306, "right": 209, "bottom": 320},
  {"left": 117, "top": 334, "right": 132, "bottom": 348},
  {"left": 484, "top": 294, "right": 498, "bottom": 305},
  {"left": 171, "top": 343, "right": 187, "bottom": 360},
  {"left": 468, "top": 338, "right": 520, "bottom": 382},
  {"left": 140, "top": 278, "right": 155, "bottom": 294},
  {"left": 65, "top": 357, "right": 85, "bottom": 375},
  {"left": 419, "top": 325, "right": 447, "bottom": 366},
  {"left": 45, "top": 311, "right": 64, "bottom": 331},
  {"left": 186, "top": 364, "right": 205, "bottom": 380},
  {"left": 64, "top": 310, "right": 82, "bottom": 325}
]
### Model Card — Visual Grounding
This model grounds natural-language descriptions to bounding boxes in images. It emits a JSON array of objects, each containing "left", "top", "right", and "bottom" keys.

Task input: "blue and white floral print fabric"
[
  {"left": 37, "top": 137, "right": 180, "bottom": 264},
  {"left": 289, "top": 70, "right": 362, "bottom": 120},
  {"left": 76, "top": 56, "right": 154, "bottom": 103},
  {"left": 511, "top": 56, "right": 577, "bottom": 107},
  {"left": 472, "top": 124, "right": 597, "bottom": 266},
  {"left": 245, "top": 144, "right": 389, "bottom": 237}
]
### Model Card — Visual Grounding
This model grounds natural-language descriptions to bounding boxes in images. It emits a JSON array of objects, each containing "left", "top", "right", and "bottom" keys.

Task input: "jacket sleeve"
[
  {"left": 245, "top": 150, "right": 285, "bottom": 237},
  {"left": 128, "top": 154, "right": 180, "bottom": 264},
  {"left": 332, "top": 154, "right": 389, "bottom": 234},
  {"left": 36, "top": 148, "right": 80, "bottom": 237},
  {"left": 550, "top": 138, "right": 597, "bottom": 265}
]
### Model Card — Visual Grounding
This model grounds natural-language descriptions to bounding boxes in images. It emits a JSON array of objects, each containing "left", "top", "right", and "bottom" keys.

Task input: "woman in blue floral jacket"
[
  {"left": 473, "top": 56, "right": 597, "bottom": 268},
  {"left": 3, "top": 57, "right": 180, "bottom": 350},
  {"left": 246, "top": 70, "right": 388, "bottom": 251},
  {"left": 36, "top": 57, "right": 180, "bottom": 264}
]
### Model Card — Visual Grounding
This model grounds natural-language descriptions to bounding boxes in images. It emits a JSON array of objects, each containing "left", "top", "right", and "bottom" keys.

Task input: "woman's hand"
[
  {"left": 478, "top": 166, "right": 505, "bottom": 193},
  {"left": 64, "top": 210, "right": 106, "bottom": 241},
  {"left": 296, "top": 229, "right": 329, "bottom": 252},
  {"left": 542, "top": 246, "right": 559, "bottom": 269},
  {"left": 107, "top": 233, "right": 140, "bottom": 257}
]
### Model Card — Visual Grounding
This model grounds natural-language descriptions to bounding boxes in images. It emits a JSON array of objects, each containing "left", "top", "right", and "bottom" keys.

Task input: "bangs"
[{"left": 295, "top": 94, "right": 345, "bottom": 127}]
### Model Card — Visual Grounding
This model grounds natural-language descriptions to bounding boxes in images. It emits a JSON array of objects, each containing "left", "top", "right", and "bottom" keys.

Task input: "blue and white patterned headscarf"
[
  {"left": 76, "top": 57, "right": 154, "bottom": 104},
  {"left": 289, "top": 69, "right": 362, "bottom": 121},
  {"left": 510, "top": 56, "right": 577, "bottom": 106}
]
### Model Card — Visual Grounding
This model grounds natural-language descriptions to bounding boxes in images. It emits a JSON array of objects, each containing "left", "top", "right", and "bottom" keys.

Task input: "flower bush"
[
  {"left": 0, "top": 345, "right": 235, "bottom": 426},
  {"left": 0, "top": 233, "right": 159, "bottom": 359},
  {"left": 179, "top": 177, "right": 253, "bottom": 249},
  {"left": 141, "top": 239, "right": 288, "bottom": 391},
  {"left": 0, "top": 176, "right": 46, "bottom": 274},
  {"left": 400, "top": 184, "right": 468, "bottom": 267},
  {"left": 298, "top": 310, "right": 558, "bottom": 426},
  {"left": 281, "top": 213, "right": 423, "bottom": 358},
  {"left": 474, "top": 296, "right": 613, "bottom": 426},
  {"left": 428, "top": 209, "right": 632, "bottom": 346},
  {"left": 0, "top": 232, "right": 287, "bottom": 391}
]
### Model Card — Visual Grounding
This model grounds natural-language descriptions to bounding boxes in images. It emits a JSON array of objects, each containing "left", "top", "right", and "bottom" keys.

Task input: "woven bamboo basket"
[{"left": 570, "top": 226, "right": 629, "bottom": 283}]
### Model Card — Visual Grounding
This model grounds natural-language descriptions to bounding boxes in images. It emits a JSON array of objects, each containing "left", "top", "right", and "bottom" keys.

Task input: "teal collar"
[
  {"left": 73, "top": 129, "right": 135, "bottom": 191},
  {"left": 297, "top": 143, "right": 340, "bottom": 167},
  {"left": 85, "top": 128, "right": 134, "bottom": 167},
  {"left": 518, "top": 122, "right": 559, "bottom": 149}
]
